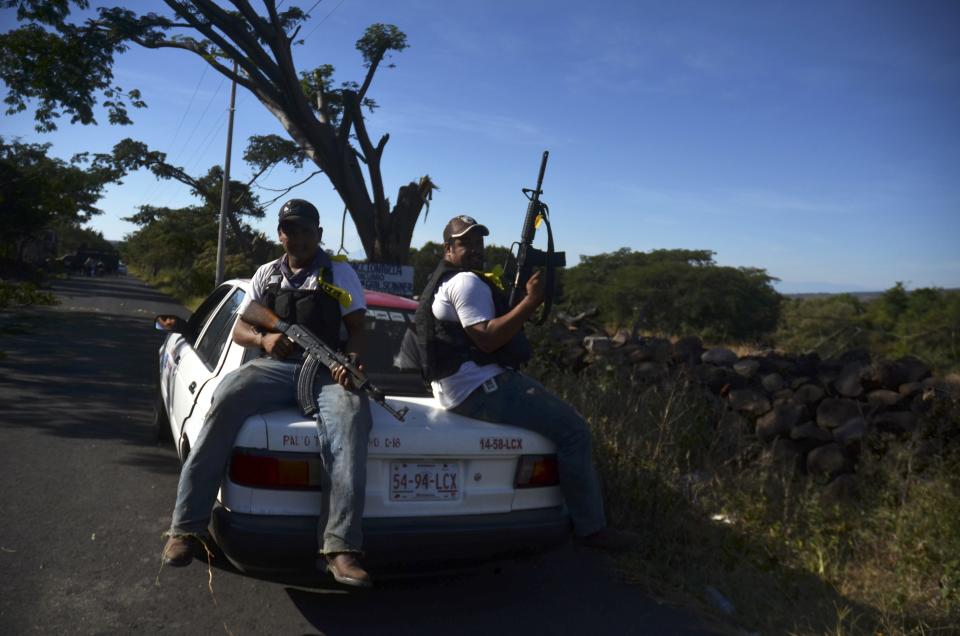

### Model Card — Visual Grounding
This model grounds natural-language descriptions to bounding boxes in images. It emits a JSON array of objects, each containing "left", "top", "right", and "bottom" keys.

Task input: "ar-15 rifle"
[
  {"left": 506, "top": 150, "right": 566, "bottom": 324},
  {"left": 240, "top": 301, "right": 409, "bottom": 422}
]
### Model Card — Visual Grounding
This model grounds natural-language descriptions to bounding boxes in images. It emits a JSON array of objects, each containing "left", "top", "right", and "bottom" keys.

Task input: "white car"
[{"left": 155, "top": 279, "right": 570, "bottom": 572}]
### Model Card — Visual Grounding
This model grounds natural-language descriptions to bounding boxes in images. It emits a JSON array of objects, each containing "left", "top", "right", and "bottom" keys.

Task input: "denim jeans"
[
  {"left": 169, "top": 356, "right": 372, "bottom": 555},
  {"left": 451, "top": 369, "right": 606, "bottom": 537}
]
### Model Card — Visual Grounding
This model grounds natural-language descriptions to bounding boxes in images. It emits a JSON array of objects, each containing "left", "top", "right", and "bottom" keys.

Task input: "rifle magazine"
[{"left": 295, "top": 356, "right": 321, "bottom": 417}]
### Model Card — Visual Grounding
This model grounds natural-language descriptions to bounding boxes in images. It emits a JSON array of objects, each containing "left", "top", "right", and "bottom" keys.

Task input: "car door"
[{"left": 169, "top": 285, "right": 246, "bottom": 439}]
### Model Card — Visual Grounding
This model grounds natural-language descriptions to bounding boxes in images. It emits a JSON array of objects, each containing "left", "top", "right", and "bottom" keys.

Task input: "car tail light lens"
[
  {"left": 514, "top": 454, "right": 560, "bottom": 489},
  {"left": 229, "top": 448, "right": 322, "bottom": 490}
]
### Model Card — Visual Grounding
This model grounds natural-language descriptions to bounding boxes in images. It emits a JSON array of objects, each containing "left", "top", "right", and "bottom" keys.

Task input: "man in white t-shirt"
[
  {"left": 162, "top": 199, "right": 375, "bottom": 587},
  {"left": 413, "top": 215, "right": 635, "bottom": 551}
]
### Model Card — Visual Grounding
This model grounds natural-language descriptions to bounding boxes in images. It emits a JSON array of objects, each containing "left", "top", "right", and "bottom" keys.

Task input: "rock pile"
[{"left": 547, "top": 312, "right": 959, "bottom": 500}]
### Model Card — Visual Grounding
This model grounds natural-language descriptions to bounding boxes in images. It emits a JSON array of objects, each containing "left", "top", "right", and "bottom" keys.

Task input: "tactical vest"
[
  {"left": 263, "top": 253, "right": 343, "bottom": 351},
  {"left": 413, "top": 260, "right": 531, "bottom": 381}
]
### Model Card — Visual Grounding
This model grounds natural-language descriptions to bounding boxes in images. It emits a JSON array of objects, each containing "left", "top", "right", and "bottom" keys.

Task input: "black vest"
[
  {"left": 413, "top": 260, "right": 530, "bottom": 381},
  {"left": 264, "top": 253, "right": 343, "bottom": 350}
]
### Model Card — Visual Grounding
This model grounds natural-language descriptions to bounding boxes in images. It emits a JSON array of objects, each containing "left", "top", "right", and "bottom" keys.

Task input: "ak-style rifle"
[{"left": 241, "top": 301, "right": 408, "bottom": 422}]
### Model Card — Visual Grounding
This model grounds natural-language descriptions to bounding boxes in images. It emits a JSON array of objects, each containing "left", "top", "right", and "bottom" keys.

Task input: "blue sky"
[{"left": 2, "top": 0, "right": 958, "bottom": 293}]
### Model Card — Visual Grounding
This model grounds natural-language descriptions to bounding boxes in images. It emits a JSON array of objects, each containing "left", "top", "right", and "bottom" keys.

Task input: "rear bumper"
[{"left": 210, "top": 503, "right": 571, "bottom": 572}]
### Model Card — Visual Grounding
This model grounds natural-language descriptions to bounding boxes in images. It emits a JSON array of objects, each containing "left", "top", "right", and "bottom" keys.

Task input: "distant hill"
[{"left": 785, "top": 288, "right": 960, "bottom": 302}]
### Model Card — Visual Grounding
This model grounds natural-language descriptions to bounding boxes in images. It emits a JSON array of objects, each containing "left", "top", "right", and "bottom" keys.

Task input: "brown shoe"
[
  {"left": 575, "top": 528, "right": 638, "bottom": 552},
  {"left": 161, "top": 535, "right": 197, "bottom": 566},
  {"left": 325, "top": 553, "right": 373, "bottom": 588}
]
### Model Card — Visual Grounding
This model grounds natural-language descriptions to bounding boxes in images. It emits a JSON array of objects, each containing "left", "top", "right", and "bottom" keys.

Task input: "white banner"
[{"left": 352, "top": 262, "right": 415, "bottom": 297}]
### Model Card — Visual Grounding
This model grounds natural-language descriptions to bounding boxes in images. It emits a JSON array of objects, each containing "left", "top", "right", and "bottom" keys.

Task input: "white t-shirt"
[
  {"left": 240, "top": 256, "right": 366, "bottom": 359},
  {"left": 430, "top": 271, "right": 503, "bottom": 409}
]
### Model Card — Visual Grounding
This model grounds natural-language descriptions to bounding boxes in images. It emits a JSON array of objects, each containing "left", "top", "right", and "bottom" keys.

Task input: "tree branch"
[
  {"left": 187, "top": 0, "right": 284, "bottom": 87},
  {"left": 161, "top": 0, "right": 276, "bottom": 92},
  {"left": 356, "top": 49, "right": 383, "bottom": 104}
]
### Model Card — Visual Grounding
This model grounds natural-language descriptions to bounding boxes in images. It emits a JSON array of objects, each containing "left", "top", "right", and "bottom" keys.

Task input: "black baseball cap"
[
  {"left": 443, "top": 215, "right": 489, "bottom": 243},
  {"left": 278, "top": 199, "right": 320, "bottom": 226}
]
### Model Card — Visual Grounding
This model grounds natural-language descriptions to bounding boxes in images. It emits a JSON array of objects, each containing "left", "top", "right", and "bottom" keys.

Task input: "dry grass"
[{"left": 527, "top": 350, "right": 960, "bottom": 635}]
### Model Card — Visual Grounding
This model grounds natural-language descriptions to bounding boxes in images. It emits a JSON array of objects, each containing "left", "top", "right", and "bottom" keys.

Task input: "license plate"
[{"left": 390, "top": 461, "right": 460, "bottom": 501}]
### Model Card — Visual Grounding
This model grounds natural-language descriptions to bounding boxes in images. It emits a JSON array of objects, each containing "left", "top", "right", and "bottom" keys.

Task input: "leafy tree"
[
  {"left": 0, "top": 1, "right": 436, "bottom": 263},
  {"left": 562, "top": 248, "right": 782, "bottom": 341},
  {"left": 773, "top": 286, "right": 960, "bottom": 372},
  {"left": 0, "top": 136, "right": 116, "bottom": 265}
]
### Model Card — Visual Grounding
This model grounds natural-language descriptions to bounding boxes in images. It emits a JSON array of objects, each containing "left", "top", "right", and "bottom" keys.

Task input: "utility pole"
[{"left": 215, "top": 61, "right": 238, "bottom": 286}]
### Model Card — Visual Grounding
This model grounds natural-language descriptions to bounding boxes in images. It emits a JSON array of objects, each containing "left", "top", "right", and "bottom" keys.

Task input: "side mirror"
[{"left": 154, "top": 314, "right": 189, "bottom": 334}]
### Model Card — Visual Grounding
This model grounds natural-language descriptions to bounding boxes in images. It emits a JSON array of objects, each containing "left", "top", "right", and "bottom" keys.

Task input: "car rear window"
[{"left": 364, "top": 305, "right": 430, "bottom": 397}]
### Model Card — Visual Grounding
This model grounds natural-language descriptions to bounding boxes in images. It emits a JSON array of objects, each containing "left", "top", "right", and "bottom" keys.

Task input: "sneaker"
[
  {"left": 325, "top": 553, "right": 373, "bottom": 588},
  {"left": 161, "top": 535, "right": 198, "bottom": 566},
  {"left": 575, "top": 528, "right": 638, "bottom": 552}
]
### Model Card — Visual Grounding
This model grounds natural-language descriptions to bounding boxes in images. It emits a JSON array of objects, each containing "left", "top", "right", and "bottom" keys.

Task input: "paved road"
[{"left": 0, "top": 274, "right": 720, "bottom": 635}]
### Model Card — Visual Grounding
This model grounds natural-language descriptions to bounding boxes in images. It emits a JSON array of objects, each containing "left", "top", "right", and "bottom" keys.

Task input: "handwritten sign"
[{"left": 352, "top": 262, "right": 414, "bottom": 297}]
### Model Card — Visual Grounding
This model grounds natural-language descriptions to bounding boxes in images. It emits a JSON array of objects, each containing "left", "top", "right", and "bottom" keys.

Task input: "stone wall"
[{"left": 547, "top": 311, "right": 960, "bottom": 501}]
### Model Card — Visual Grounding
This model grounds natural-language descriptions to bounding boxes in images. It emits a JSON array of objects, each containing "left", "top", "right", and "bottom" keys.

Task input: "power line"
[
  {"left": 304, "top": 0, "right": 347, "bottom": 40},
  {"left": 139, "top": 65, "right": 209, "bottom": 203}
]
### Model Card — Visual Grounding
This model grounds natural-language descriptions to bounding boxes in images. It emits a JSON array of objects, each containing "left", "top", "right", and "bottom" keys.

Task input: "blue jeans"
[
  {"left": 451, "top": 369, "right": 606, "bottom": 537},
  {"left": 169, "top": 357, "right": 372, "bottom": 555}
]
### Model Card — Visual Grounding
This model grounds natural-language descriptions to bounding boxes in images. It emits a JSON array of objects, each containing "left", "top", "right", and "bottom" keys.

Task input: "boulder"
[
  {"left": 673, "top": 336, "right": 704, "bottom": 365},
  {"left": 818, "top": 366, "right": 841, "bottom": 387},
  {"left": 866, "top": 389, "right": 901, "bottom": 407},
  {"left": 791, "top": 376, "right": 812, "bottom": 390},
  {"left": 756, "top": 400, "right": 806, "bottom": 443},
  {"left": 699, "top": 365, "right": 735, "bottom": 393},
  {"left": 834, "top": 348, "right": 871, "bottom": 366},
  {"left": 733, "top": 358, "right": 761, "bottom": 378},
  {"left": 772, "top": 388, "right": 794, "bottom": 403},
  {"left": 872, "top": 410, "right": 918, "bottom": 435},
  {"left": 833, "top": 417, "right": 867, "bottom": 446},
  {"left": 630, "top": 338, "right": 672, "bottom": 363},
  {"left": 763, "top": 354, "right": 799, "bottom": 377},
  {"left": 794, "top": 383, "right": 826, "bottom": 405},
  {"left": 583, "top": 335, "right": 612, "bottom": 354},
  {"left": 702, "top": 347, "right": 738, "bottom": 366},
  {"left": 761, "top": 373, "right": 785, "bottom": 393},
  {"left": 834, "top": 361, "right": 865, "bottom": 398},
  {"left": 816, "top": 398, "right": 862, "bottom": 430},
  {"left": 898, "top": 382, "right": 922, "bottom": 398},
  {"left": 897, "top": 355, "right": 931, "bottom": 383},
  {"left": 728, "top": 388, "right": 771, "bottom": 415},
  {"left": 795, "top": 353, "right": 821, "bottom": 378},
  {"left": 806, "top": 443, "right": 848, "bottom": 477},
  {"left": 790, "top": 421, "right": 834, "bottom": 443}
]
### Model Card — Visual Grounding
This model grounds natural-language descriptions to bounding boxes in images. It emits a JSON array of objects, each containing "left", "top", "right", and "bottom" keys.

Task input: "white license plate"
[{"left": 390, "top": 461, "right": 460, "bottom": 501}]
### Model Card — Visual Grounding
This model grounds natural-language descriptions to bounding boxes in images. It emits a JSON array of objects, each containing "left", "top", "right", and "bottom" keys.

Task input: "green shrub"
[{"left": 0, "top": 281, "right": 58, "bottom": 309}]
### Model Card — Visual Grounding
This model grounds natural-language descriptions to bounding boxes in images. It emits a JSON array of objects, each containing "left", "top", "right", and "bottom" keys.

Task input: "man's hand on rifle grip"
[
  {"left": 525, "top": 270, "right": 546, "bottom": 308},
  {"left": 262, "top": 332, "right": 294, "bottom": 360},
  {"left": 331, "top": 354, "right": 362, "bottom": 390}
]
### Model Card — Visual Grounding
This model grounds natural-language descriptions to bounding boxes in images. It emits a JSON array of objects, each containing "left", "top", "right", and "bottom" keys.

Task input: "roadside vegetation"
[{"left": 525, "top": 249, "right": 959, "bottom": 634}]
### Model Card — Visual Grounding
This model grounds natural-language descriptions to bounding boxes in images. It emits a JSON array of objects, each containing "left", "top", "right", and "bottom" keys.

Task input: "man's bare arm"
[
  {"left": 232, "top": 317, "right": 293, "bottom": 359},
  {"left": 464, "top": 271, "right": 544, "bottom": 354}
]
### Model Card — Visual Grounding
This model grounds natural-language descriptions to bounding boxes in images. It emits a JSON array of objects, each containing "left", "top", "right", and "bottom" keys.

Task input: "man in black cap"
[
  {"left": 161, "top": 199, "right": 376, "bottom": 587},
  {"left": 412, "top": 215, "right": 634, "bottom": 551}
]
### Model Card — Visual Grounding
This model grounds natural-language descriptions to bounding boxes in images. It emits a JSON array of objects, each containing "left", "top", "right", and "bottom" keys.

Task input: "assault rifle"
[
  {"left": 507, "top": 150, "right": 566, "bottom": 324},
  {"left": 240, "top": 301, "right": 409, "bottom": 422}
]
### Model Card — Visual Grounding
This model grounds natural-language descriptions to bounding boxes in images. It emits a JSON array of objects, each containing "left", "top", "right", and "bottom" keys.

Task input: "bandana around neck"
[{"left": 279, "top": 251, "right": 324, "bottom": 288}]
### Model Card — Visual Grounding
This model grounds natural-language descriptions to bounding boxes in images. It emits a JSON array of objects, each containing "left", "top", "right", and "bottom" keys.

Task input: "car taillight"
[
  {"left": 514, "top": 454, "right": 559, "bottom": 489},
  {"left": 229, "top": 448, "right": 322, "bottom": 490}
]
